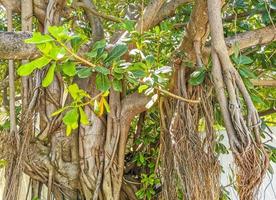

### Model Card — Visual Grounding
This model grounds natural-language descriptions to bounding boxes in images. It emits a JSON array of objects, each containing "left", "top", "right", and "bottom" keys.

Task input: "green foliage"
[
  {"left": 7, "top": 3, "right": 274, "bottom": 198},
  {"left": 188, "top": 67, "right": 207, "bottom": 86},
  {"left": 17, "top": 56, "right": 52, "bottom": 76},
  {"left": 42, "top": 63, "right": 56, "bottom": 87},
  {"left": 104, "top": 44, "right": 128, "bottom": 64}
]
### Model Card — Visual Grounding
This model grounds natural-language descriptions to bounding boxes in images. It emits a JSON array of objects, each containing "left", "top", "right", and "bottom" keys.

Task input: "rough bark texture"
[
  {"left": 0, "top": 0, "right": 274, "bottom": 200},
  {"left": 0, "top": 32, "right": 39, "bottom": 60}
]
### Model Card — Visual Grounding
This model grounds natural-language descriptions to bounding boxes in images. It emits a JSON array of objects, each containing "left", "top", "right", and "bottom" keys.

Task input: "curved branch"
[
  {"left": 121, "top": 92, "right": 151, "bottom": 123},
  {"left": 136, "top": 0, "right": 166, "bottom": 33},
  {"left": 178, "top": 0, "right": 209, "bottom": 61},
  {"left": 150, "top": 0, "right": 193, "bottom": 28},
  {"left": 78, "top": 0, "right": 104, "bottom": 42},
  {"left": 225, "top": 26, "right": 276, "bottom": 54}
]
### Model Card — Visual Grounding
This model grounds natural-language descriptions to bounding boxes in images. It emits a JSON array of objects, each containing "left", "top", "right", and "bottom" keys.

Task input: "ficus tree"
[{"left": 0, "top": 0, "right": 275, "bottom": 200}]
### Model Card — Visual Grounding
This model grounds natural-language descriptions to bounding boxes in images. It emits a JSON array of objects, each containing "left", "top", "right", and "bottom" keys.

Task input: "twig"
[
  {"left": 57, "top": 41, "right": 96, "bottom": 67},
  {"left": 74, "top": 2, "right": 122, "bottom": 23},
  {"left": 154, "top": 86, "right": 200, "bottom": 104}
]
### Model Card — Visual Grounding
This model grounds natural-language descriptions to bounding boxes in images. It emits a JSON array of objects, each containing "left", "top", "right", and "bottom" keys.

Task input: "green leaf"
[
  {"left": 138, "top": 85, "right": 149, "bottom": 93},
  {"left": 42, "top": 63, "right": 56, "bottom": 87},
  {"left": 131, "top": 70, "right": 146, "bottom": 78},
  {"left": 243, "top": 78, "right": 254, "bottom": 89},
  {"left": 93, "top": 39, "right": 106, "bottom": 50},
  {"left": 104, "top": 44, "right": 128, "bottom": 63},
  {"left": 96, "top": 74, "right": 111, "bottom": 92},
  {"left": 95, "top": 66, "right": 110, "bottom": 75},
  {"left": 233, "top": 55, "right": 253, "bottom": 65},
  {"left": 188, "top": 68, "right": 206, "bottom": 86},
  {"left": 17, "top": 56, "right": 52, "bottom": 76},
  {"left": 238, "top": 67, "right": 257, "bottom": 79},
  {"left": 71, "top": 36, "right": 83, "bottom": 51},
  {"left": 25, "top": 32, "right": 54, "bottom": 44},
  {"left": 112, "top": 80, "right": 122, "bottom": 92},
  {"left": 145, "top": 55, "right": 155, "bottom": 65},
  {"left": 63, "top": 108, "right": 79, "bottom": 126},
  {"left": 86, "top": 50, "right": 98, "bottom": 59},
  {"left": 79, "top": 107, "right": 89, "bottom": 125},
  {"left": 102, "top": 98, "right": 110, "bottom": 113},
  {"left": 66, "top": 125, "right": 72, "bottom": 136},
  {"left": 62, "top": 62, "right": 76, "bottom": 76},
  {"left": 37, "top": 42, "right": 52, "bottom": 55},
  {"left": 48, "top": 46, "right": 66, "bottom": 60},
  {"left": 94, "top": 100, "right": 100, "bottom": 115},
  {"left": 251, "top": 94, "right": 265, "bottom": 105},
  {"left": 122, "top": 20, "right": 136, "bottom": 32},
  {"left": 68, "top": 84, "right": 80, "bottom": 100},
  {"left": 48, "top": 26, "right": 69, "bottom": 41},
  {"left": 77, "top": 68, "right": 92, "bottom": 78}
]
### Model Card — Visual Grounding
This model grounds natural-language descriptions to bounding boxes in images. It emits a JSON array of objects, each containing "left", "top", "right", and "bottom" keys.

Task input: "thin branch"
[
  {"left": 251, "top": 79, "right": 276, "bottom": 87},
  {"left": 154, "top": 87, "right": 200, "bottom": 103},
  {"left": 259, "top": 108, "right": 276, "bottom": 117},
  {"left": 74, "top": 2, "right": 122, "bottom": 23}
]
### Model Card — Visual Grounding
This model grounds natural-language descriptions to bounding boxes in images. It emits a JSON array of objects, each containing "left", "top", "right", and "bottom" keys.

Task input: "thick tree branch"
[
  {"left": 121, "top": 92, "right": 151, "bottom": 123},
  {"left": 136, "top": 0, "right": 166, "bottom": 33},
  {"left": 225, "top": 26, "right": 276, "bottom": 54},
  {"left": 202, "top": 26, "right": 276, "bottom": 56},
  {"left": 79, "top": 0, "right": 104, "bottom": 42},
  {"left": 0, "top": 32, "right": 39, "bottom": 60},
  {"left": 150, "top": 0, "right": 192, "bottom": 28},
  {"left": 178, "top": 0, "right": 209, "bottom": 61},
  {"left": 0, "top": 26, "right": 274, "bottom": 60}
]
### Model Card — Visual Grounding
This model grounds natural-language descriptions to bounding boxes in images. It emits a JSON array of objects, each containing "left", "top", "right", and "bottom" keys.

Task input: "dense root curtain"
[{"left": 207, "top": 0, "right": 269, "bottom": 199}]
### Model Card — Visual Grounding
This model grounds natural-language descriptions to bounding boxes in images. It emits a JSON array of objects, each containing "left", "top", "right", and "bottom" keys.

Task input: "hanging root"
[
  {"left": 161, "top": 65, "right": 220, "bottom": 200},
  {"left": 207, "top": 0, "right": 270, "bottom": 199},
  {"left": 235, "top": 144, "right": 269, "bottom": 199}
]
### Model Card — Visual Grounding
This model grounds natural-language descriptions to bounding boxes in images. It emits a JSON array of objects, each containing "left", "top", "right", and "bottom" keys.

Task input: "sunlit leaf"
[
  {"left": 42, "top": 63, "right": 56, "bottom": 87},
  {"left": 79, "top": 107, "right": 89, "bottom": 125},
  {"left": 62, "top": 61, "right": 76, "bottom": 76},
  {"left": 25, "top": 32, "right": 54, "bottom": 44},
  {"left": 51, "top": 107, "right": 67, "bottom": 116},
  {"left": 102, "top": 97, "right": 110, "bottom": 113},
  {"left": 138, "top": 85, "right": 149, "bottom": 93},
  {"left": 68, "top": 83, "right": 80, "bottom": 100},
  {"left": 17, "top": 56, "right": 52, "bottom": 76}
]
